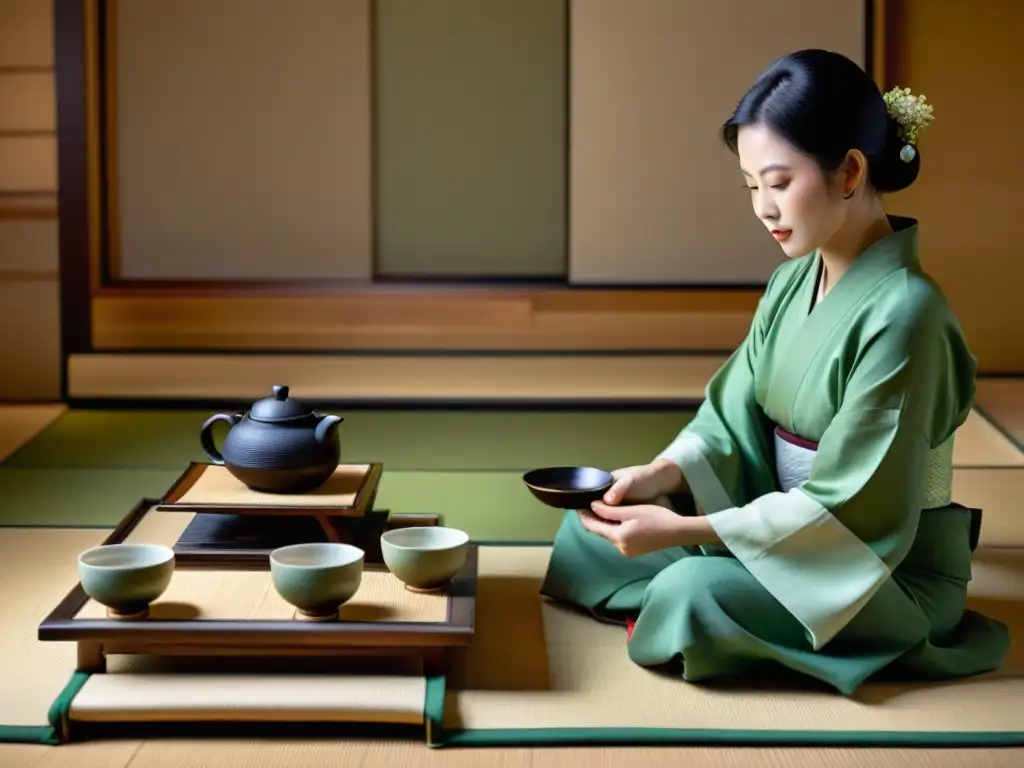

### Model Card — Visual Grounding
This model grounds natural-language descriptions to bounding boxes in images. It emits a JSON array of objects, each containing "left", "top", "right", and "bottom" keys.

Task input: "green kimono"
[{"left": 540, "top": 216, "right": 1010, "bottom": 695}]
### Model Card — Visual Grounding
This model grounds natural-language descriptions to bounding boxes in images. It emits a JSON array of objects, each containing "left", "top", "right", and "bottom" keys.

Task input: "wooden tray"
[
  {"left": 158, "top": 462, "right": 383, "bottom": 518},
  {"left": 38, "top": 501, "right": 476, "bottom": 678},
  {"left": 158, "top": 461, "right": 385, "bottom": 548}
]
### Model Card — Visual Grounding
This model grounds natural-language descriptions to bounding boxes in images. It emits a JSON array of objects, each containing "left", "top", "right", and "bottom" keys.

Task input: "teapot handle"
[{"left": 200, "top": 413, "right": 239, "bottom": 465}]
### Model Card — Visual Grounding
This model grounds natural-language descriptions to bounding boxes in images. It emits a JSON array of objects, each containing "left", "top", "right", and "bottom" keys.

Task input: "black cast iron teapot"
[{"left": 199, "top": 385, "right": 343, "bottom": 494}]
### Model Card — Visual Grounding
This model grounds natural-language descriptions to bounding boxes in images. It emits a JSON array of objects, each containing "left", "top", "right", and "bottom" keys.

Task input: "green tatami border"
[
  {"left": 0, "top": 671, "right": 90, "bottom": 746},
  {"left": 0, "top": 725, "right": 59, "bottom": 746},
  {"left": 431, "top": 726, "right": 1024, "bottom": 749}
]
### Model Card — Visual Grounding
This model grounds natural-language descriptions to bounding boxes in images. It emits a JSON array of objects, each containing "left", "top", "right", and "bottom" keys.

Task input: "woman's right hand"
[{"left": 603, "top": 459, "right": 683, "bottom": 506}]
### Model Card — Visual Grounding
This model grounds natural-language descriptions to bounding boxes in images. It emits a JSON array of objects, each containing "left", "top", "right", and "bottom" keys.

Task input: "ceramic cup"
[
  {"left": 77, "top": 543, "right": 175, "bottom": 620},
  {"left": 522, "top": 466, "right": 614, "bottom": 510},
  {"left": 269, "top": 542, "right": 365, "bottom": 621},
  {"left": 380, "top": 526, "right": 469, "bottom": 593}
]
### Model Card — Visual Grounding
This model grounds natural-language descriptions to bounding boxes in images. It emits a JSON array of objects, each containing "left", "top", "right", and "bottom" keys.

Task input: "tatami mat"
[
  {"left": 1, "top": 405, "right": 1020, "bottom": 541},
  {"left": 0, "top": 469, "right": 185, "bottom": 527},
  {"left": 0, "top": 530, "right": 1021, "bottom": 765},
  {"left": 0, "top": 393, "right": 1020, "bottom": 766},
  {"left": 77, "top": 514, "right": 1023, "bottom": 744},
  {"left": 7, "top": 405, "right": 1020, "bottom": 475},
  {"left": 443, "top": 546, "right": 1024, "bottom": 745},
  {"left": 0, "top": 404, "right": 65, "bottom": 464},
  {"left": 1, "top": 467, "right": 1019, "bottom": 546},
  {"left": 0, "top": 528, "right": 109, "bottom": 732},
  {"left": 0, "top": 408, "right": 693, "bottom": 472}
]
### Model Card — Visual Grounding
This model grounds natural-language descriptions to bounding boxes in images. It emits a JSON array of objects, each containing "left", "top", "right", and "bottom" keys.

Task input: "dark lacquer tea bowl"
[{"left": 522, "top": 466, "right": 614, "bottom": 510}]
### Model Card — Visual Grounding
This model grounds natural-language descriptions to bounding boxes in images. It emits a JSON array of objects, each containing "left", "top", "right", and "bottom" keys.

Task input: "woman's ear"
[{"left": 840, "top": 149, "right": 868, "bottom": 199}]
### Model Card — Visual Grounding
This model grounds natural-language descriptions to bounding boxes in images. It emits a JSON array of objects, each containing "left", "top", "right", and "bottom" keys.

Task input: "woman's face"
[{"left": 736, "top": 123, "right": 847, "bottom": 259}]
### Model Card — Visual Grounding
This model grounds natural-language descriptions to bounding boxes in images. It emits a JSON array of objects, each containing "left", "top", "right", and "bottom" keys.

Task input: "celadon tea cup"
[
  {"left": 269, "top": 542, "right": 365, "bottom": 621},
  {"left": 380, "top": 526, "right": 469, "bottom": 593},
  {"left": 77, "top": 543, "right": 175, "bottom": 620}
]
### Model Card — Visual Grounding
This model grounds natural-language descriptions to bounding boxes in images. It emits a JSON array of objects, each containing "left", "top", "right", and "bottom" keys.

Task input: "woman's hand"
[
  {"left": 578, "top": 501, "right": 721, "bottom": 557},
  {"left": 603, "top": 459, "right": 683, "bottom": 505}
]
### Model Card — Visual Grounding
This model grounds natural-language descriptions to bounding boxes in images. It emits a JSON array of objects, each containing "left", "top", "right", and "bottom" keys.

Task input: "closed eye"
[{"left": 745, "top": 182, "right": 790, "bottom": 192}]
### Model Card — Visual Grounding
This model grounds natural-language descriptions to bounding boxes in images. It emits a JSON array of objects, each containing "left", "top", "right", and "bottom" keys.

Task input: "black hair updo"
[{"left": 721, "top": 49, "right": 919, "bottom": 194}]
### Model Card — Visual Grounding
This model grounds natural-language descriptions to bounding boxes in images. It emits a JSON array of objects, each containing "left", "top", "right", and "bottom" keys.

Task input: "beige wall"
[
  {"left": 0, "top": 0, "right": 61, "bottom": 401},
  {"left": 374, "top": 0, "right": 567, "bottom": 278},
  {"left": 884, "top": 0, "right": 1024, "bottom": 372},
  {"left": 569, "top": 0, "right": 865, "bottom": 284},
  {"left": 114, "top": 0, "right": 374, "bottom": 281}
]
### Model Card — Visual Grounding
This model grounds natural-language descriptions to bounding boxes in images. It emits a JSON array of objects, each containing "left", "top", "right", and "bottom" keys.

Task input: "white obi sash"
[{"left": 773, "top": 426, "right": 954, "bottom": 510}]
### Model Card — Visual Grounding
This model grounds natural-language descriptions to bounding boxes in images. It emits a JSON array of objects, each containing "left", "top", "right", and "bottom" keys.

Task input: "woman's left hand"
[{"left": 578, "top": 501, "right": 693, "bottom": 557}]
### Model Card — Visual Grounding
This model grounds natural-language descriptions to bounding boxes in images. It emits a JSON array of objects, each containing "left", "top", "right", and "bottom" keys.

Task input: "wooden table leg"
[
  {"left": 318, "top": 511, "right": 394, "bottom": 563},
  {"left": 316, "top": 514, "right": 351, "bottom": 544},
  {"left": 77, "top": 641, "right": 105, "bottom": 673},
  {"left": 360, "top": 509, "right": 391, "bottom": 563}
]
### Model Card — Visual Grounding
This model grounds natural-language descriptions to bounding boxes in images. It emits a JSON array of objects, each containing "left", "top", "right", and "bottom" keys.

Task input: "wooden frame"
[
  {"left": 53, "top": 1, "right": 882, "bottom": 389},
  {"left": 869, "top": 0, "right": 893, "bottom": 91},
  {"left": 38, "top": 499, "right": 476, "bottom": 677}
]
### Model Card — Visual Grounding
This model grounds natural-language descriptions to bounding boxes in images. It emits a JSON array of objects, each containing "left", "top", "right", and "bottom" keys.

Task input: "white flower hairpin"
[{"left": 883, "top": 86, "right": 935, "bottom": 163}]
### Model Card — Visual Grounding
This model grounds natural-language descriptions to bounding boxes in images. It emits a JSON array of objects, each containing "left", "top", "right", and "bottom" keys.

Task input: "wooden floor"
[
  {"left": 977, "top": 378, "right": 1024, "bottom": 450},
  {"left": 2, "top": 738, "right": 1023, "bottom": 768},
  {"left": 0, "top": 379, "right": 1022, "bottom": 767},
  {"left": 64, "top": 353, "right": 726, "bottom": 402}
]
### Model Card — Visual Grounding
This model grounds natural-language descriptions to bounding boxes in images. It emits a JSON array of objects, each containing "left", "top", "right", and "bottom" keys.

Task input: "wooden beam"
[
  {"left": 871, "top": 0, "right": 888, "bottom": 90},
  {"left": 66, "top": 352, "right": 725, "bottom": 402},
  {"left": 90, "top": 288, "right": 759, "bottom": 352},
  {"left": 54, "top": 0, "right": 95, "bottom": 370}
]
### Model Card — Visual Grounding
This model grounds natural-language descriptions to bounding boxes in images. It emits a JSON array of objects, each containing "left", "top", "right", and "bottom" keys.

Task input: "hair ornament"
[{"left": 883, "top": 86, "right": 934, "bottom": 162}]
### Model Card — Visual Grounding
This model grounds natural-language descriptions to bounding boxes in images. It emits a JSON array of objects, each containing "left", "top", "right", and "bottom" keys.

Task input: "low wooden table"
[{"left": 38, "top": 501, "right": 476, "bottom": 678}]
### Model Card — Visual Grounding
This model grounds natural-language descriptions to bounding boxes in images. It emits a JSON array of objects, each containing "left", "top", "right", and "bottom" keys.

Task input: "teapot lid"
[{"left": 249, "top": 385, "right": 312, "bottom": 421}]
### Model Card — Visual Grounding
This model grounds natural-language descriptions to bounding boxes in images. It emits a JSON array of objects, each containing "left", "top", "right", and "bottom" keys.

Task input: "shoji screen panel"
[
  {"left": 0, "top": 135, "right": 55, "bottom": 190},
  {"left": 0, "top": 72, "right": 54, "bottom": 132},
  {"left": 0, "top": 0, "right": 55, "bottom": 195},
  {"left": 0, "top": 0, "right": 53, "bottom": 68},
  {"left": 569, "top": 0, "right": 865, "bottom": 284},
  {"left": 374, "top": 0, "right": 567, "bottom": 277},
  {"left": 0, "top": 0, "right": 60, "bottom": 400},
  {"left": 112, "top": 0, "right": 373, "bottom": 281}
]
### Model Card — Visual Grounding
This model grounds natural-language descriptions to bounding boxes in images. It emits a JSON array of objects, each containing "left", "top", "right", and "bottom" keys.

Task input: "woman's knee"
[
  {"left": 642, "top": 556, "right": 738, "bottom": 610},
  {"left": 642, "top": 556, "right": 776, "bottom": 618}
]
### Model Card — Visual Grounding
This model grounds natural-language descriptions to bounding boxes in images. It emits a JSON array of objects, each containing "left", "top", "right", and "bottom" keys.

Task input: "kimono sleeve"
[
  {"left": 654, "top": 265, "right": 792, "bottom": 511},
  {"left": 703, "top": 299, "right": 975, "bottom": 651}
]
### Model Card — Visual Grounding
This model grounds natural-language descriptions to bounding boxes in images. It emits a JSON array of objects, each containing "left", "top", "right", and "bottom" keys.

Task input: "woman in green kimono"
[{"left": 540, "top": 49, "right": 1010, "bottom": 695}]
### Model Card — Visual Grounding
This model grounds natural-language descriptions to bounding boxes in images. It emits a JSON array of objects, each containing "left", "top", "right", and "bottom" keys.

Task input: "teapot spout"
[{"left": 314, "top": 414, "right": 343, "bottom": 445}]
